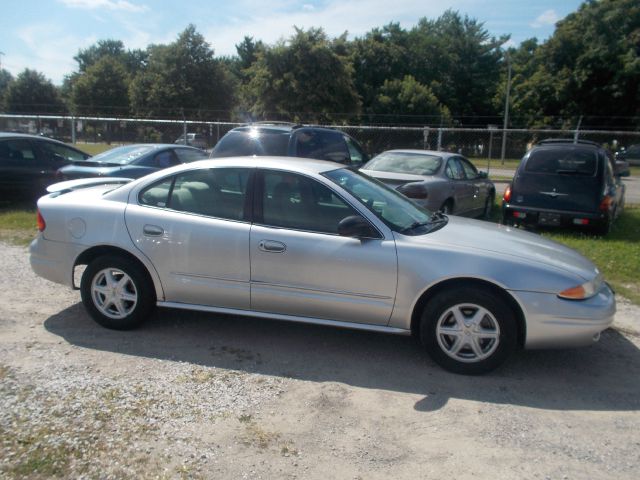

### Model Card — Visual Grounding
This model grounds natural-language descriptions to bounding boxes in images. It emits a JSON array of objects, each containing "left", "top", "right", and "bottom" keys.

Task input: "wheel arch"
[
  {"left": 73, "top": 245, "right": 163, "bottom": 301},
  {"left": 410, "top": 277, "right": 526, "bottom": 347}
]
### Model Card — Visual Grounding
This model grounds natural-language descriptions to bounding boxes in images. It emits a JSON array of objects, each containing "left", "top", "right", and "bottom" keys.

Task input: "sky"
[{"left": 1, "top": 0, "right": 584, "bottom": 85}]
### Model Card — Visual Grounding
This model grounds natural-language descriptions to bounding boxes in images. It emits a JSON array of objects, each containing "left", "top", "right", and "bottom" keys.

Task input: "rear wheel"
[
  {"left": 420, "top": 286, "right": 517, "bottom": 374},
  {"left": 80, "top": 255, "right": 155, "bottom": 330}
]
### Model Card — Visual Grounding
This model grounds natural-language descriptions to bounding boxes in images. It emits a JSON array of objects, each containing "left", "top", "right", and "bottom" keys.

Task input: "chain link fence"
[{"left": 2, "top": 114, "right": 639, "bottom": 163}]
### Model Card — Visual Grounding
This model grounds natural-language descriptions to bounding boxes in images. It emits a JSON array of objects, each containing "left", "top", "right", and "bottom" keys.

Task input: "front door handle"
[
  {"left": 143, "top": 224, "right": 164, "bottom": 236},
  {"left": 258, "top": 240, "right": 286, "bottom": 253}
]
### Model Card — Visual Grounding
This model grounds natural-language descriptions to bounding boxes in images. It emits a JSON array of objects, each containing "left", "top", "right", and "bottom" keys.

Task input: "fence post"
[
  {"left": 437, "top": 128, "right": 443, "bottom": 151},
  {"left": 182, "top": 111, "right": 188, "bottom": 145},
  {"left": 423, "top": 127, "right": 429, "bottom": 150},
  {"left": 71, "top": 116, "right": 76, "bottom": 144}
]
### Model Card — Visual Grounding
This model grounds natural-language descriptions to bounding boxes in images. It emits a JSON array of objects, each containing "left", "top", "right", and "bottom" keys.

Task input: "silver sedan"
[
  {"left": 30, "top": 157, "right": 615, "bottom": 374},
  {"left": 360, "top": 149, "right": 495, "bottom": 218}
]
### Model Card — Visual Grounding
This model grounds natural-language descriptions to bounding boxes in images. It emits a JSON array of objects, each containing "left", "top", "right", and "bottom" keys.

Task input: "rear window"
[
  {"left": 365, "top": 152, "right": 442, "bottom": 175},
  {"left": 525, "top": 148, "right": 597, "bottom": 176},
  {"left": 212, "top": 130, "right": 289, "bottom": 157}
]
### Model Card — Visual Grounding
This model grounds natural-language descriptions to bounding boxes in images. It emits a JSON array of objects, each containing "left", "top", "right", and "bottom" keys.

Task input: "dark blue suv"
[{"left": 211, "top": 123, "right": 369, "bottom": 167}]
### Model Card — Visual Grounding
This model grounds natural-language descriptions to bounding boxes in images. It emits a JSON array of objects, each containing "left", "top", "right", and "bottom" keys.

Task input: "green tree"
[
  {"left": 245, "top": 27, "right": 360, "bottom": 122},
  {"left": 129, "top": 25, "right": 234, "bottom": 119},
  {"left": 408, "top": 11, "right": 507, "bottom": 122},
  {"left": 71, "top": 57, "right": 130, "bottom": 115},
  {"left": 74, "top": 39, "right": 146, "bottom": 75},
  {"left": 373, "top": 75, "right": 450, "bottom": 125},
  {"left": 0, "top": 69, "right": 13, "bottom": 110},
  {"left": 4, "top": 69, "right": 64, "bottom": 113}
]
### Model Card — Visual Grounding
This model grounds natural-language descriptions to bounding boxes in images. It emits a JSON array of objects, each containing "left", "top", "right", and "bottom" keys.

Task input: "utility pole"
[{"left": 500, "top": 53, "right": 512, "bottom": 165}]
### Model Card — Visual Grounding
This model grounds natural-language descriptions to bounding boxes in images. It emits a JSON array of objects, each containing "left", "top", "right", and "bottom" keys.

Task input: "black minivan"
[{"left": 502, "top": 139, "right": 629, "bottom": 234}]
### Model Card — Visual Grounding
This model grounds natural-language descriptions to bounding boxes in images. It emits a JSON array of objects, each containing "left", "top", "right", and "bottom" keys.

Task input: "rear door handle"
[
  {"left": 143, "top": 224, "right": 164, "bottom": 236},
  {"left": 258, "top": 240, "right": 286, "bottom": 253}
]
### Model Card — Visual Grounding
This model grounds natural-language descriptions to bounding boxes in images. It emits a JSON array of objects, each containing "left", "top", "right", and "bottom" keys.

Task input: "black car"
[
  {"left": 58, "top": 144, "right": 209, "bottom": 180},
  {"left": 211, "top": 123, "right": 369, "bottom": 167},
  {"left": 0, "top": 133, "right": 91, "bottom": 196},
  {"left": 502, "top": 139, "right": 629, "bottom": 234}
]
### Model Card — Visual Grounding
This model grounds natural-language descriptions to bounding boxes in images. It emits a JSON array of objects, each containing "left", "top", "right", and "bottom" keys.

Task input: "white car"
[{"left": 30, "top": 157, "right": 615, "bottom": 374}]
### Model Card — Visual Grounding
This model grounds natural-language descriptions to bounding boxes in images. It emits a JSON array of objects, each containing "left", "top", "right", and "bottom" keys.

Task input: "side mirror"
[
  {"left": 337, "top": 215, "right": 379, "bottom": 238},
  {"left": 477, "top": 171, "right": 488, "bottom": 179},
  {"left": 615, "top": 160, "right": 630, "bottom": 177}
]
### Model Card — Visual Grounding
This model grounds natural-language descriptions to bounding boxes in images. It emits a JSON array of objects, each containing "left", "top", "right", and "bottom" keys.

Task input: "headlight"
[{"left": 558, "top": 274, "right": 603, "bottom": 300}]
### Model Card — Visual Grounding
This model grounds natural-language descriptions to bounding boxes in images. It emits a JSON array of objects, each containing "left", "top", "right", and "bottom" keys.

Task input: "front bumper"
[{"left": 514, "top": 283, "right": 616, "bottom": 349}]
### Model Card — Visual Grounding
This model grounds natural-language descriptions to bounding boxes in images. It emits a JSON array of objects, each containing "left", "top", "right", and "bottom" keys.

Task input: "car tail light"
[
  {"left": 397, "top": 183, "right": 428, "bottom": 199},
  {"left": 599, "top": 195, "right": 613, "bottom": 212},
  {"left": 512, "top": 211, "right": 527, "bottom": 219},
  {"left": 37, "top": 210, "right": 46, "bottom": 232},
  {"left": 573, "top": 218, "right": 589, "bottom": 225},
  {"left": 503, "top": 185, "right": 512, "bottom": 202}
]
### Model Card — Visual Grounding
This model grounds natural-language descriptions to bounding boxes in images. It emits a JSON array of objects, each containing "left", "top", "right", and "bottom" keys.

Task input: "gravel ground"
[{"left": 1, "top": 241, "right": 639, "bottom": 479}]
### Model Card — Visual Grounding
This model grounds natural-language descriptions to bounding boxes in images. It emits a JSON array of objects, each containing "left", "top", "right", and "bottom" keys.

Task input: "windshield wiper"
[
  {"left": 400, "top": 221, "right": 431, "bottom": 233},
  {"left": 431, "top": 211, "right": 448, "bottom": 222},
  {"left": 400, "top": 212, "right": 448, "bottom": 233}
]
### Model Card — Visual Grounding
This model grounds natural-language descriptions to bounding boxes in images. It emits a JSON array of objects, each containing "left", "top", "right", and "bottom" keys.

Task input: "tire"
[
  {"left": 419, "top": 286, "right": 517, "bottom": 375},
  {"left": 80, "top": 255, "right": 155, "bottom": 330},
  {"left": 440, "top": 200, "right": 453, "bottom": 215}
]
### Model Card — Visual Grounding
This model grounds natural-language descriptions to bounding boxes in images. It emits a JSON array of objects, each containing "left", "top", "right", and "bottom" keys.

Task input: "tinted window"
[
  {"left": 261, "top": 171, "right": 358, "bottom": 234},
  {"left": 525, "top": 148, "right": 597, "bottom": 175},
  {"left": 174, "top": 148, "right": 208, "bottom": 163},
  {"left": 212, "top": 130, "right": 289, "bottom": 157},
  {"left": 344, "top": 135, "right": 366, "bottom": 166},
  {"left": 150, "top": 150, "right": 180, "bottom": 168},
  {"left": 0, "top": 139, "right": 37, "bottom": 161},
  {"left": 365, "top": 152, "right": 442, "bottom": 175},
  {"left": 38, "top": 141, "right": 88, "bottom": 162},
  {"left": 459, "top": 158, "right": 478, "bottom": 179},
  {"left": 169, "top": 168, "right": 249, "bottom": 221},
  {"left": 445, "top": 158, "right": 465, "bottom": 179},
  {"left": 294, "top": 130, "right": 349, "bottom": 163}
]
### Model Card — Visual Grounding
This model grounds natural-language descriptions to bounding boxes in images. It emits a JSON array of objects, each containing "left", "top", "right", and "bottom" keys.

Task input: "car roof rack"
[{"left": 537, "top": 138, "right": 601, "bottom": 147}]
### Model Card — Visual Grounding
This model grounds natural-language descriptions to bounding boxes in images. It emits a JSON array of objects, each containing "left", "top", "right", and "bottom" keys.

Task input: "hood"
[{"left": 400, "top": 215, "right": 598, "bottom": 281}]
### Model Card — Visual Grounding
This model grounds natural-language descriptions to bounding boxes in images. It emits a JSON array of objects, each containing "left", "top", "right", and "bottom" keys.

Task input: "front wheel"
[
  {"left": 80, "top": 255, "right": 155, "bottom": 330},
  {"left": 420, "top": 286, "right": 517, "bottom": 374}
]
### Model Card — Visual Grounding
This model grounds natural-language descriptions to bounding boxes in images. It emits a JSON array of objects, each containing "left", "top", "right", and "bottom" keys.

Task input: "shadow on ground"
[{"left": 45, "top": 303, "right": 640, "bottom": 412}]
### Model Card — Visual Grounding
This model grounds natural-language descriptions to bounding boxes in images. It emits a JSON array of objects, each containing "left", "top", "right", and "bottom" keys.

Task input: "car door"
[
  {"left": 0, "top": 138, "right": 47, "bottom": 191},
  {"left": 125, "top": 167, "right": 252, "bottom": 309},
  {"left": 458, "top": 156, "right": 489, "bottom": 215},
  {"left": 250, "top": 169, "right": 397, "bottom": 326},
  {"left": 444, "top": 157, "right": 474, "bottom": 214}
]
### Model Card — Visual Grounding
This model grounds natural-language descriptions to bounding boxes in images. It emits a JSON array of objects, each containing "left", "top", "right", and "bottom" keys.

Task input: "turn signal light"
[
  {"left": 37, "top": 210, "right": 46, "bottom": 232},
  {"left": 558, "top": 285, "right": 586, "bottom": 300},
  {"left": 503, "top": 185, "right": 512, "bottom": 202}
]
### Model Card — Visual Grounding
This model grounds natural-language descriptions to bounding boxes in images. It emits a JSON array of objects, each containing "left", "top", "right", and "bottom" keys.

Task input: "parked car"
[
  {"left": 0, "top": 132, "right": 90, "bottom": 196},
  {"left": 57, "top": 144, "right": 209, "bottom": 180},
  {"left": 502, "top": 139, "right": 629, "bottom": 234},
  {"left": 31, "top": 156, "right": 615, "bottom": 375},
  {"left": 211, "top": 123, "right": 369, "bottom": 167},
  {"left": 175, "top": 133, "right": 208, "bottom": 150},
  {"left": 360, "top": 149, "right": 495, "bottom": 218},
  {"left": 616, "top": 144, "right": 640, "bottom": 166}
]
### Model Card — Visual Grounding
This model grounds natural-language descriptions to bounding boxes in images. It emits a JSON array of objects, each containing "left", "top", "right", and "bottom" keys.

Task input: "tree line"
[{"left": 0, "top": 0, "right": 637, "bottom": 129}]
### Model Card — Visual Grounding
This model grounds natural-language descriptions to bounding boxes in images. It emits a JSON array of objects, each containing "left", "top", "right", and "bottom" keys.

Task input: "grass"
[
  {"left": 0, "top": 201, "right": 37, "bottom": 246},
  {"left": 72, "top": 142, "right": 118, "bottom": 156}
]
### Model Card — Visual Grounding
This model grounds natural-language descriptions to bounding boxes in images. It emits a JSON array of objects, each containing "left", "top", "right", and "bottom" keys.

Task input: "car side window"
[
  {"left": 38, "top": 141, "right": 88, "bottom": 162},
  {"left": 445, "top": 158, "right": 465, "bottom": 180},
  {"left": 152, "top": 150, "right": 180, "bottom": 168},
  {"left": 169, "top": 168, "right": 250, "bottom": 221},
  {"left": 459, "top": 157, "right": 478, "bottom": 179},
  {"left": 174, "top": 148, "right": 208, "bottom": 163},
  {"left": 139, "top": 178, "right": 173, "bottom": 208},
  {"left": 343, "top": 135, "right": 366, "bottom": 167},
  {"left": 261, "top": 171, "right": 359, "bottom": 234},
  {"left": 0, "top": 140, "right": 37, "bottom": 161},
  {"left": 294, "top": 130, "right": 350, "bottom": 164}
]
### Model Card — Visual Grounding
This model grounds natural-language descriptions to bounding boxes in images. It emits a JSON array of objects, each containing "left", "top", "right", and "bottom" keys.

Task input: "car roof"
[
  {"left": 376, "top": 149, "right": 457, "bottom": 159},
  {"left": 0, "top": 132, "right": 70, "bottom": 145},
  {"left": 230, "top": 124, "right": 339, "bottom": 135}
]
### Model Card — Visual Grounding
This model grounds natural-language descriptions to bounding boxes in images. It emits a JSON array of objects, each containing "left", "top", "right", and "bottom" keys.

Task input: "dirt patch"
[{"left": 1, "top": 242, "right": 639, "bottom": 479}]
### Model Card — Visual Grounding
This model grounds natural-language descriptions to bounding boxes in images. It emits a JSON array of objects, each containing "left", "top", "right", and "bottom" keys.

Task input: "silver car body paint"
[{"left": 30, "top": 156, "right": 615, "bottom": 350}]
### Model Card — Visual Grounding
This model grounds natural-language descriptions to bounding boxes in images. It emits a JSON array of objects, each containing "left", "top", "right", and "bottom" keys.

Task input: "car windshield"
[
  {"left": 90, "top": 145, "right": 156, "bottom": 165},
  {"left": 525, "top": 148, "right": 597, "bottom": 176},
  {"left": 364, "top": 152, "right": 442, "bottom": 175},
  {"left": 324, "top": 168, "right": 440, "bottom": 233}
]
